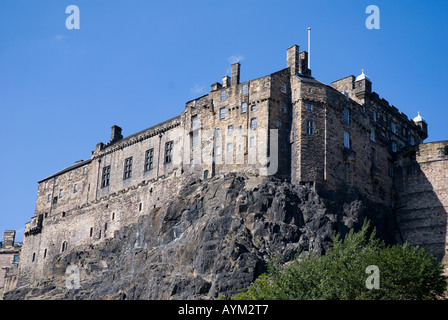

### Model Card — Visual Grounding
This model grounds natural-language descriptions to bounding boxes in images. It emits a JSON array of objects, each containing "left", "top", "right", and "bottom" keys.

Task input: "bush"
[{"left": 232, "top": 221, "right": 447, "bottom": 300}]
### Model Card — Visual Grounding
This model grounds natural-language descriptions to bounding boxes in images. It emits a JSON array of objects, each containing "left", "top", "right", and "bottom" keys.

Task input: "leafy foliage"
[{"left": 233, "top": 221, "right": 447, "bottom": 300}]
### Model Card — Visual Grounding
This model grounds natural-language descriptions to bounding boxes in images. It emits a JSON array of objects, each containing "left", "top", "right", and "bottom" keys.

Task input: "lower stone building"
[{"left": 0, "top": 231, "right": 21, "bottom": 299}]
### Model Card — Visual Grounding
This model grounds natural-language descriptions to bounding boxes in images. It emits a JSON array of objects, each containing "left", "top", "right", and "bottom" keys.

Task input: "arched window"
[
  {"left": 204, "top": 170, "right": 209, "bottom": 179},
  {"left": 61, "top": 241, "right": 67, "bottom": 253}
]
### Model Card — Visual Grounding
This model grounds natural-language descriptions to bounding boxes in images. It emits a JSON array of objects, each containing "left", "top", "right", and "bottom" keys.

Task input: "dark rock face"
[{"left": 5, "top": 174, "right": 400, "bottom": 300}]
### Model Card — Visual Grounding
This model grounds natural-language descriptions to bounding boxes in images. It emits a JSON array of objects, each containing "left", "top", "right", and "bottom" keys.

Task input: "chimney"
[
  {"left": 299, "top": 51, "right": 311, "bottom": 76},
  {"left": 110, "top": 125, "right": 123, "bottom": 143},
  {"left": 287, "top": 45, "right": 300, "bottom": 76},
  {"left": 2, "top": 230, "right": 15, "bottom": 248},
  {"left": 231, "top": 62, "right": 240, "bottom": 86},
  {"left": 222, "top": 76, "right": 231, "bottom": 88}
]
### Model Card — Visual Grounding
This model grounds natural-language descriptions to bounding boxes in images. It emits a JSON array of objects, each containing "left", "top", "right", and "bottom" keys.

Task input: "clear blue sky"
[{"left": 1, "top": 0, "right": 447, "bottom": 242}]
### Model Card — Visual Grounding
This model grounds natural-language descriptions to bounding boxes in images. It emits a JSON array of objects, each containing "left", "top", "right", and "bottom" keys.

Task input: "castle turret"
[
  {"left": 413, "top": 111, "right": 428, "bottom": 140},
  {"left": 354, "top": 69, "right": 372, "bottom": 100}
]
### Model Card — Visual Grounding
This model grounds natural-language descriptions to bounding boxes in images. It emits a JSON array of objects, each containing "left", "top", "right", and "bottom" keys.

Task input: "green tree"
[{"left": 233, "top": 221, "right": 447, "bottom": 300}]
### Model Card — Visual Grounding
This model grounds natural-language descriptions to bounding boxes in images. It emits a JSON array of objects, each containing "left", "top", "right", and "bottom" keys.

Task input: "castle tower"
[
  {"left": 413, "top": 111, "right": 428, "bottom": 140},
  {"left": 354, "top": 69, "right": 372, "bottom": 100}
]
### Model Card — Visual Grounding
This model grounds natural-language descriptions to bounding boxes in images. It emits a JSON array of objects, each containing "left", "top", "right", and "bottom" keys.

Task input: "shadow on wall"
[{"left": 394, "top": 143, "right": 448, "bottom": 262}]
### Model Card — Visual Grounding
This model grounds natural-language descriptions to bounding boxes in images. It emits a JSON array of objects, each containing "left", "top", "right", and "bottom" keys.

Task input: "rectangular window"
[
  {"left": 250, "top": 136, "right": 256, "bottom": 147},
  {"left": 145, "top": 149, "right": 154, "bottom": 171},
  {"left": 241, "top": 102, "right": 247, "bottom": 113},
  {"left": 220, "top": 90, "right": 226, "bottom": 101},
  {"left": 226, "top": 143, "right": 233, "bottom": 153},
  {"left": 215, "top": 146, "right": 221, "bottom": 156},
  {"left": 275, "top": 120, "right": 281, "bottom": 128},
  {"left": 343, "top": 131, "right": 350, "bottom": 149},
  {"left": 281, "top": 102, "right": 287, "bottom": 113},
  {"left": 373, "top": 111, "right": 377, "bottom": 122},
  {"left": 44, "top": 182, "right": 48, "bottom": 190},
  {"left": 69, "top": 172, "right": 73, "bottom": 180},
  {"left": 215, "top": 128, "right": 221, "bottom": 138},
  {"left": 47, "top": 194, "right": 51, "bottom": 202},
  {"left": 219, "top": 107, "right": 226, "bottom": 120},
  {"left": 343, "top": 108, "right": 350, "bottom": 124},
  {"left": 391, "top": 122, "right": 397, "bottom": 134},
  {"left": 123, "top": 157, "right": 133, "bottom": 179},
  {"left": 227, "top": 125, "right": 234, "bottom": 135},
  {"left": 410, "top": 135, "right": 415, "bottom": 146},
  {"left": 306, "top": 120, "right": 314, "bottom": 135},
  {"left": 101, "top": 166, "right": 111, "bottom": 188},
  {"left": 242, "top": 84, "right": 248, "bottom": 95},
  {"left": 83, "top": 167, "right": 87, "bottom": 175},
  {"left": 165, "top": 141, "right": 173, "bottom": 163},
  {"left": 307, "top": 103, "right": 313, "bottom": 111},
  {"left": 54, "top": 177, "right": 58, "bottom": 186},
  {"left": 281, "top": 83, "right": 287, "bottom": 93},
  {"left": 250, "top": 118, "right": 257, "bottom": 130},
  {"left": 392, "top": 142, "right": 397, "bottom": 153},
  {"left": 370, "top": 129, "right": 375, "bottom": 142},
  {"left": 59, "top": 189, "right": 63, "bottom": 198},
  {"left": 73, "top": 184, "right": 78, "bottom": 193},
  {"left": 192, "top": 132, "right": 199, "bottom": 147},
  {"left": 250, "top": 105, "right": 256, "bottom": 112},
  {"left": 191, "top": 115, "right": 198, "bottom": 128}
]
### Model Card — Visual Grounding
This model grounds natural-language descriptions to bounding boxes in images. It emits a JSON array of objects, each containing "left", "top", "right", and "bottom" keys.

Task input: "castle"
[{"left": 4, "top": 44, "right": 448, "bottom": 295}]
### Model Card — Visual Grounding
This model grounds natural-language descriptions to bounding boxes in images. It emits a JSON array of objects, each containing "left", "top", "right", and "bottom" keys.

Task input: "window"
[
  {"left": 54, "top": 177, "right": 58, "bottom": 186},
  {"left": 32, "top": 253, "right": 35, "bottom": 262},
  {"left": 391, "top": 122, "right": 397, "bottom": 134},
  {"left": 241, "top": 102, "right": 247, "bottom": 113},
  {"left": 250, "top": 136, "right": 256, "bottom": 147},
  {"left": 44, "top": 182, "right": 48, "bottom": 190},
  {"left": 275, "top": 120, "right": 281, "bottom": 128},
  {"left": 228, "top": 125, "right": 234, "bottom": 135},
  {"left": 90, "top": 227, "right": 93, "bottom": 237},
  {"left": 242, "top": 84, "right": 248, "bottom": 95},
  {"left": 370, "top": 129, "right": 375, "bottom": 142},
  {"left": 281, "top": 102, "right": 287, "bottom": 113},
  {"left": 47, "top": 194, "right": 51, "bottom": 202},
  {"left": 392, "top": 142, "right": 397, "bottom": 153},
  {"left": 59, "top": 189, "right": 63, "bottom": 198},
  {"left": 343, "top": 131, "right": 350, "bottom": 149},
  {"left": 250, "top": 105, "right": 256, "bottom": 112},
  {"left": 191, "top": 115, "right": 198, "bottom": 128},
  {"left": 204, "top": 170, "right": 209, "bottom": 179},
  {"left": 13, "top": 254, "right": 19, "bottom": 263},
  {"left": 281, "top": 83, "right": 287, "bottom": 93},
  {"left": 220, "top": 90, "right": 226, "bottom": 101},
  {"left": 226, "top": 143, "right": 233, "bottom": 153},
  {"left": 215, "top": 146, "right": 221, "bottom": 156},
  {"left": 306, "top": 120, "right": 314, "bottom": 135},
  {"left": 69, "top": 172, "right": 73, "bottom": 180},
  {"left": 219, "top": 107, "right": 226, "bottom": 120},
  {"left": 101, "top": 166, "right": 111, "bottom": 188},
  {"left": 53, "top": 196, "right": 58, "bottom": 204},
  {"left": 145, "top": 149, "right": 154, "bottom": 171},
  {"left": 83, "top": 167, "right": 87, "bottom": 175},
  {"left": 410, "top": 135, "right": 415, "bottom": 146},
  {"left": 165, "top": 141, "right": 173, "bottom": 163},
  {"left": 250, "top": 118, "right": 257, "bottom": 130},
  {"left": 215, "top": 128, "right": 221, "bottom": 138},
  {"left": 343, "top": 108, "right": 350, "bottom": 124},
  {"left": 73, "top": 184, "right": 78, "bottom": 193},
  {"left": 192, "top": 132, "right": 199, "bottom": 147},
  {"left": 372, "top": 111, "right": 377, "bottom": 122},
  {"left": 307, "top": 104, "right": 313, "bottom": 111},
  {"left": 62, "top": 212, "right": 66, "bottom": 217},
  {"left": 123, "top": 157, "right": 133, "bottom": 179}
]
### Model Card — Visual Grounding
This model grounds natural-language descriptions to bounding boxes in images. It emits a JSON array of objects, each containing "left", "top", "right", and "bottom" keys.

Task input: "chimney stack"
[
  {"left": 222, "top": 76, "right": 231, "bottom": 88},
  {"left": 231, "top": 62, "right": 240, "bottom": 86},
  {"left": 2, "top": 230, "right": 15, "bottom": 248},
  {"left": 110, "top": 125, "right": 123, "bottom": 143}
]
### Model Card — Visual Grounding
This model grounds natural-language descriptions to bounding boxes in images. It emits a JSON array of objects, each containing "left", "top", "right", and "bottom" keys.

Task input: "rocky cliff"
[{"left": 4, "top": 173, "right": 400, "bottom": 300}]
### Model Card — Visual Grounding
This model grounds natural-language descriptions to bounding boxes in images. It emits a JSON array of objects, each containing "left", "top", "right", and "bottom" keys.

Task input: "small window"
[
  {"left": 13, "top": 254, "right": 19, "bottom": 263},
  {"left": 275, "top": 120, "right": 281, "bottom": 128},
  {"left": 219, "top": 107, "right": 226, "bottom": 120},
  {"left": 250, "top": 136, "right": 256, "bottom": 147},
  {"left": 192, "top": 132, "right": 199, "bottom": 147},
  {"left": 47, "top": 194, "right": 52, "bottom": 202},
  {"left": 343, "top": 131, "right": 350, "bottom": 149},
  {"left": 215, "top": 128, "right": 221, "bottom": 138},
  {"left": 307, "top": 104, "right": 313, "bottom": 111},
  {"left": 61, "top": 241, "right": 67, "bottom": 253},
  {"left": 53, "top": 196, "right": 58, "bottom": 204},
  {"left": 410, "top": 135, "right": 415, "bottom": 146},
  {"left": 112, "top": 212, "right": 115, "bottom": 220},
  {"left": 165, "top": 141, "right": 174, "bottom": 163},
  {"left": 226, "top": 143, "right": 233, "bottom": 153},
  {"left": 73, "top": 184, "right": 78, "bottom": 193},
  {"left": 62, "top": 212, "right": 66, "bottom": 217},
  {"left": 220, "top": 90, "right": 226, "bottom": 101},
  {"left": 101, "top": 166, "right": 111, "bottom": 188},
  {"left": 83, "top": 167, "right": 87, "bottom": 175},
  {"left": 44, "top": 182, "right": 48, "bottom": 190},
  {"left": 281, "top": 83, "right": 287, "bottom": 93},
  {"left": 69, "top": 172, "right": 73, "bottom": 180},
  {"left": 145, "top": 149, "right": 154, "bottom": 171},
  {"left": 123, "top": 157, "right": 133, "bottom": 180},
  {"left": 392, "top": 142, "right": 397, "bottom": 153},
  {"left": 59, "top": 189, "right": 63, "bottom": 198},
  {"left": 191, "top": 115, "right": 198, "bottom": 128},
  {"left": 370, "top": 129, "right": 375, "bottom": 142},
  {"left": 372, "top": 111, "right": 377, "bottom": 122},
  {"left": 250, "top": 105, "right": 256, "bottom": 112},
  {"left": 32, "top": 252, "right": 36, "bottom": 262},
  {"left": 90, "top": 227, "right": 93, "bottom": 237},
  {"left": 204, "top": 170, "right": 209, "bottom": 179},
  {"left": 215, "top": 146, "right": 221, "bottom": 156},
  {"left": 306, "top": 120, "right": 314, "bottom": 135},
  {"left": 242, "top": 84, "right": 248, "bottom": 95},
  {"left": 343, "top": 108, "right": 350, "bottom": 124},
  {"left": 105, "top": 223, "right": 108, "bottom": 231},
  {"left": 241, "top": 102, "right": 247, "bottom": 113},
  {"left": 391, "top": 122, "right": 397, "bottom": 134},
  {"left": 250, "top": 118, "right": 257, "bottom": 130},
  {"left": 54, "top": 177, "right": 59, "bottom": 186},
  {"left": 228, "top": 125, "right": 234, "bottom": 135},
  {"left": 281, "top": 102, "right": 287, "bottom": 113}
]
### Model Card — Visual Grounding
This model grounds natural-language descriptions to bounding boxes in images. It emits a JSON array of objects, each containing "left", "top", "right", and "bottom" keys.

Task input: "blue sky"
[{"left": 0, "top": 0, "right": 447, "bottom": 242}]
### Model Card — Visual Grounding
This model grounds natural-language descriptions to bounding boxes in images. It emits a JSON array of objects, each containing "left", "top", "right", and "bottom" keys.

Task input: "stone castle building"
[
  {"left": 6, "top": 44, "right": 448, "bottom": 291},
  {"left": 0, "top": 231, "right": 21, "bottom": 299}
]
